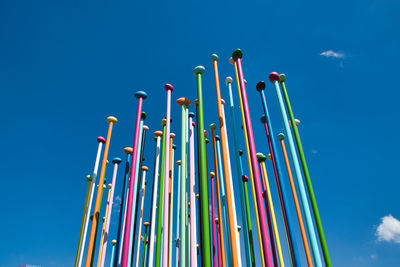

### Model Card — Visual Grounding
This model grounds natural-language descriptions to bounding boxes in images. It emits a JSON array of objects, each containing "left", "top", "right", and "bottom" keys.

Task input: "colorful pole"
[
  {"left": 231, "top": 49, "right": 272, "bottom": 267},
  {"left": 99, "top": 157, "right": 122, "bottom": 267},
  {"left": 269, "top": 73, "right": 323, "bottom": 266},
  {"left": 224, "top": 75, "right": 252, "bottom": 267},
  {"left": 210, "top": 171, "right": 217, "bottom": 267},
  {"left": 148, "top": 129, "right": 163, "bottom": 267},
  {"left": 98, "top": 185, "right": 112, "bottom": 267},
  {"left": 277, "top": 134, "right": 313, "bottom": 267},
  {"left": 193, "top": 65, "right": 211, "bottom": 267},
  {"left": 134, "top": 166, "right": 149, "bottom": 267},
  {"left": 174, "top": 160, "right": 182, "bottom": 267},
  {"left": 210, "top": 55, "right": 241, "bottom": 267},
  {"left": 168, "top": 139, "right": 176, "bottom": 267},
  {"left": 209, "top": 125, "right": 226, "bottom": 267},
  {"left": 110, "top": 240, "right": 117, "bottom": 267},
  {"left": 142, "top": 222, "right": 150, "bottom": 267},
  {"left": 121, "top": 91, "right": 147, "bottom": 267},
  {"left": 280, "top": 74, "right": 331, "bottom": 266},
  {"left": 85, "top": 116, "right": 118, "bottom": 267},
  {"left": 176, "top": 97, "right": 190, "bottom": 267},
  {"left": 115, "top": 147, "right": 133, "bottom": 267},
  {"left": 77, "top": 137, "right": 105, "bottom": 267},
  {"left": 189, "top": 115, "right": 197, "bottom": 267}
]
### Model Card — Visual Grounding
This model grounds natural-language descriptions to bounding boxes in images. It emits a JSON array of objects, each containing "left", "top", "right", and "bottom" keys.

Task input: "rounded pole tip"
[
  {"left": 112, "top": 240, "right": 117, "bottom": 245},
  {"left": 209, "top": 123, "right": 216, "bottom": 130},
  {"left": 204, "top": 130, "right": 208, "bottom": 138},
  {"left": 239, "top": 150, "right": 243, "bottom": 156},
  {"left": 161, "top": 118, "right": 167, "bottom": 126},
  {"left": 144, "top": 222, "right": 150, "bottom": 227},
  {"left": 279, "top": 73, "right": 286, "bottom": 82},
  {"left": 188, "top": 112, "right": 195, "bottom": 118},
  {"left": 242, "top": 175, "right": 249, "bottom": 182},
  {"left": 134, "top": 91, "right": 148, "bottom": 99},
  {"left": 143, "top": 125, "right": 149, "bottom": 132},
  {"left": 192, "top": 65, "right": 205, "bottom": 76},
  {"left": 195, "top": 194, "right": 200, "bottom": 199},
  {"left": 205, "top": 138, "right": 210, "bottom": 144},
  {"left": 142, "top": 166, "right": 149, "bottom": 172},
  {"left": 210, "top": 172, "right": 215, "bottom": 178},
  {"left": 267, "top": 153, "right": 272, "bottom": 161},
  {"left": 228, "top": 57, "right": 234, "bottom": 65},
  {"left": 106, "top": 160, "right": 109, "bottom": 165},
  {"left": 107, "top": 116, "right": 118, "bottom": 124},
  {"left": 269, "top": 72, "right": 280, "bottom": 83},
  {"left": 194, "top": 99, "right": 198, "bottom": 107},
  {"left": 289, "top": 119, "right": 301, "bottom": 127},
  {"left": 154, "top": 131, "right": 163, "bottom": 137},
  {"left": 256, "top": 152, "right": 267, "bottom": 162},
  {"left": 221, "top": 99, "right": 225, "bottom": 105},
  {"left": 260, "top": 115, "right": 267, "bottom": 123},
  {"left": 192, "top": 121, "right": 196, "bottom": 127},
  {"left": 215, "top": 218, "right": 219, "bottom": 224},
  {"left": 244, "top": 79, "right": 247, "bottom": 85},
  {"left": 141, "top": 112, "right": 147, "bottom": 120},
  {"left": 170, "top": 133, "right": 176, "bottom": 139},
  {"left": 86, "top": 175, "right": 92, "bottom": 182},
  {"left": 176, "top": 97, "right": 190, "bottom": 107},
  {"left": 211, "top": 54, "right": 219, "bottom": 61},
  {"left": 165, "top": 83, "right": 174, "bottom": 92},
  {"left": 112, "top": 157, "right": 122, "bottom": 164},
  {"left": 123, "top": 147, "right": 133, "bottom": 155},
  {"left": 215, "top": 135, "right": 220, "bottom": 141},
  {"left": 176, "top": 160, "right": 182, "bottom": 166},
  {"left": 238, "top": 226, "right": 242, "bottom": 231},
  {"left": 225, "top": 76, "right": 233, "bottom": 85},
  {"left": 232, "top": 49, "right": 243, "bottom": 60},
  {"left": 108, "top": 184, "right": 112, "bottom": 189},
  {"left": 97, "top": 136, "right": 106, "bottom": 144},
  {"left": 256, "top": 81, "right": 266, "bottom": 92},
  {"left": 277, "top": 133, "right": 285, "bottom": 140},
  {"left": 172, "top": 144, "right": 177, "bottom": 149}
]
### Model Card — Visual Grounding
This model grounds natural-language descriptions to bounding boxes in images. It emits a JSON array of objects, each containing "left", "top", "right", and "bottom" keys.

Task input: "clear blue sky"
[{"left": 1, "top": 0, "right": 400, "bottom": 266}]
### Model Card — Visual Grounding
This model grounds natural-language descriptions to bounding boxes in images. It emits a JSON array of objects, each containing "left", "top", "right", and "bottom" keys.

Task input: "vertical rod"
[
  {"left": 175, "top": 161, "right": 182, "bottom": 267},
  {"left": 210, "top": 172, "right": 217, "bottom": 267},
  {"left": 97, "top": 184, "right": 112, "bottom": 266},
  {"left": 189, "top": 116, "right": 197, "bottom": 267},
  {"left": 168, "top": 139, "right": 176, "bottom": 266},
  {"left": 110, "top": 240, "right": 117, "bottom": 267},
  {"left": 142, "top": 222, "right": 150, "bottom": 267}
]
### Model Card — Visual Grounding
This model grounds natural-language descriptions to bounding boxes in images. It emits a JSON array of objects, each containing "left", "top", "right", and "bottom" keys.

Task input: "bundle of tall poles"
[{"left": 74, "top": 49, "right": 332, "bottom": 267}]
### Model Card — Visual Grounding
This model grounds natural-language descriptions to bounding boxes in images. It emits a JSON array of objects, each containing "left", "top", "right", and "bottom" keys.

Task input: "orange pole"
[{"left": 85, "top": 116, "right": 118, "bottom": 267}]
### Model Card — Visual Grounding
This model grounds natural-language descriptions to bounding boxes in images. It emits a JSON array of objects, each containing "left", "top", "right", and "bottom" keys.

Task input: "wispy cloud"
[
  {"left": 311, "top": 149, "right": 318, "bottom": 154},
  {"left": 376, "top": 214, "right": 400, "bottom": 243},
  {"left": 320, "top": 50, "right": 345, "bottom": 59}
]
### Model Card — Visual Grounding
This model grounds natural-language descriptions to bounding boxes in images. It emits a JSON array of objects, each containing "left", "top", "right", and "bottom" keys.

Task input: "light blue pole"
[
  {"left": 215, "top": 136, "right": 232, "bottom": 267},
  {"left": 175, "top": 162, "right": 182, "bottom": 267},
  {"left": 110, "top": 240, "right": 117, "bottom": 267},
  {"left": 225, "top": 76, "right": 252, "bottom": 267},
  {"left": 127, "top": 116, "right": 145, "bottom": 267},
  {"left": 269, "top": 73, "right": 323, "bottom": 266}
]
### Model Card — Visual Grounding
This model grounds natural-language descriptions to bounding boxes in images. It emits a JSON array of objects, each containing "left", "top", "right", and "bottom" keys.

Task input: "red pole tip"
[
  {"left": 204, "top": 130, "right": 208, "bottom": 138},
  {"left": 242, "top": 175, "right": 249, "bottom": 182},
  {"left": 165, "top": 83, "right": 174, "bottom": 92},
  {"left": 97, "top": 136, "right": 106, "bottom": 144},
  {"left": 269, "top": 72, "right": 280, "bottom": 83},
  {"left": 194, "top": 99, "right": 198, "bottom": 107},
  {"left": 228, "top": 57, "right": 234, "bottom": 65}
]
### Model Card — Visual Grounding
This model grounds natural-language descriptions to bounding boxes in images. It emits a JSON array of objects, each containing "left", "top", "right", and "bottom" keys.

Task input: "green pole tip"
[
  {"left": 86, "top": 175, "right": 92, "bottom": 182},
  {"left": 256, "top": 152, "right": 267, "bottom": 162},
  {"left": 141, "top": 112, "right": 147, "bottom": 120},
  {"left": 279, "top": 74, "right": 286, "bottom": 82},
  {"left": 209, "top": 123, "right": 216, "bottom": 130},
  {"left": 232, "top": 49, "right": 243, "bottom": 60},
  {"left": 192, "top": 65, "right": 205, "bottom": 76}
]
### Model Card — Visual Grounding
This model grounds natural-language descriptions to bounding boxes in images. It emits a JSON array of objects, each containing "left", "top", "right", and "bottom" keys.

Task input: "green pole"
[
  {"left": 193, "top": 65, "right": 211, "bottom": 266},
  {"left": 155, "top": 119, "right": 167, "bottom": 267},
  {"left": 280, "top": 74, "right": 331, "bottom": 267}
]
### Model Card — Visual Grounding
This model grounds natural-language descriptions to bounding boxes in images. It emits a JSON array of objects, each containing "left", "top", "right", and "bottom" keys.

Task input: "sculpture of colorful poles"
[
  {"left": 256, "top": 153, "right": 284, "bottom": 267},
  {"left": 215, "top": 134, "right": 232, "bottom": 267},
  {"left": 193, "top": 65, "right": 212, "bottom": 266},
  {"left": 231, "top": 49, "right": 274, "bottom": 267},
  {"left": 224, "top": 75, "right": 253, "bottom": 267},
  {"left": 85, "top": 116, "right": 118, "bottom": 267},
  {"left": 127, "top": 112, "right": 146, "bottom": 267},
  {"left": 276, "top": 133, "right": 313, "bottom": 266},
  {"left": 76, "top": 137, "right": 105, "bottom": 267},
  {"left": 209, "top": 171, "right": 217, "bottom": 267},
  {"left": 142, "top": 222, "right": 150, "bottom": 267},
  {"left": 114, "top": 147, "right": 133, "bottom": 267},
  {"left": 154, "top": 118, "right": 168, "bottom": 267},
  {"left": 147, "top": 129, "right": 163, "bottom": 267},
  {"left": 279, "top": 74, "right": 331, "bottom": 266},
  {"left": 168, "top": 139, "right": 176, "bottom": 266},
  {"left": 176, "top": 97, "right": 190, "bottom": 267},
  {"left": 229, "top": 57, "right": 266, "bottom": 267},
  {"left": 97, "top": 184, "right": 112, "bottom": 267},
  {"left": 121, "top": 90, "right": 147, "bottom": 267},
  {"left": 269, "top": 72, "right": 323, "bottom": 267},
  {"left": 134, "top": 166, "right": 149, "bottom": 267},
  {"left": 161, "top": 83, "right": 173, "bottom": 267},
  {"left": 210, "top": 125, "right": 226, "bottom": 267},
  {"left": 189, "top": 115, "right": 197, "bottom": 267},
  {"left": 110, "top": 240, "right": 117, "bottom": 267},
  {"left": 99, "top": 157, "right": 122, "bottom": 267},
  {"left": 174, "top": 160, "right": 182, "bottom": 267},
  {"left": 215, "top": 217, "right": 221, "bottom": 267},
  {"left": 210, "top": 55, "right": 242, "bottom": 267}
]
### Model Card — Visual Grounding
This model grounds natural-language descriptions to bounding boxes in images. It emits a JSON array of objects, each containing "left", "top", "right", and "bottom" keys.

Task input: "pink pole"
[
  {"left": 162, "top": 84, "right": 173, "bottom": 266},
  {"left": 189, "top": 117, "right": 197, "bottom": 267},
  {"left": 99, "top": 158, "right": 122, "bottom": 267},
  {"left": 210, "top": 173, "right": 217, "bottom": 267},
  {"left": 121, "top": 91, "right": 147, "bottom": 267}
]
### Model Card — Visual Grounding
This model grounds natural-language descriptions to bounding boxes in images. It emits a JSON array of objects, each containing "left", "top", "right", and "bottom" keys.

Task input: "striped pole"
[
  {"left": 134, "top": 166, "right": 149, "bottom": 267},
  {"left": 148, "top": 129, "right": 163, "bottom": 267},
  {"left": 210, "top": 55, "right": 241, "bottom": 267},
  {"left": 77, "top": 137, "right": 105, "bottom": 267},
  {"left": 210, "top": 171, "right": 217, "bottom": 267},
  {"left": 142, "top": 222, "right": 150, "bottom": 267},
  {"left": 189, "top": 115, "right": 197, "bottom": 267},
  {"left": 277, "top": 133, "right": 313, "bottom": 266},
  {"left": 114, "top": 147, "right": 133, "bottom": 267},
  {"left": 269, "top": 72, "right": 323, "bottom": 267},
  {"left": 168, "top": 140, "right": 176, "bottom": 266},
  {"left": 280, "top": 74, "right": 331, "bottom": 266},
  {"left": 99, "top": 157, "right": 122, "bottom": 267},
  {"left": 162, "top": 84, "right": 173, "bottom": 267},
  {"left": 121, "top": 91, "right": 147, "bottom": 267},
  {"left": 225, "top": 75, "right": 252, "bottom": 267},
  {"left": 98, "top": 184, "right": 112, "bottom": 267},
  {"left": 193, "top": 65, "right": 211, "bottom": 267},
  {"left": 110, "top": 240, "right": 117, "bottom": 267},
  {"left": 229, "top": 57, "right": 266, "bottom": 267},
  {"left": 174, "top": 160, "right": 182, "bottom": 267},
  {"left": 231, "top": 49, "right": 273, "bottom": 267},
  {"left": 85, "top": 116, "right": 118, "bottom": 267}
]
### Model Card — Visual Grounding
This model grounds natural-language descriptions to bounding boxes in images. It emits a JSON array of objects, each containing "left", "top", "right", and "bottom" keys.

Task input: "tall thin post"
[
  {"left": 210, "top": 171, "right": 217, "bottom": 267},
  {"left": 174, "top": 160, "right": 182, "bottom": 267},
  {"left": 98, "top": 185, "right": 112, "bottom": 267},
  {"left": 189, "top": 116, "right": 197, "bottom": 267},
  {"left": 168, "top": 139, "right": 176, "bottom": 266},
  {"left": 110, "top": 240, "right": 117, "bottom": 267},
  {"left": 142, "top": 222, "right": 150, "bottom": 267}
]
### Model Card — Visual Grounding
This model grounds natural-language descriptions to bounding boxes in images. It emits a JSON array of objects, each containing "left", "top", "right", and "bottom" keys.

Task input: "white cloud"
[
  {"left": 320, "top": 50, "right": 345, "bottom": 59},
  {"left": 370, "top": 254, "right": 377, "bottom": 260},
  {"left": 311, "top": 149, "right": 318, "bottom": 154},
  {"left": 376, "top": 214, "right": 400, "bottom": 243}
]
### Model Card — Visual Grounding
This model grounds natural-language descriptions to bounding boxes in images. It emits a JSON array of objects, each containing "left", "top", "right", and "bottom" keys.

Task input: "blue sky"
[{"left": 1, "top": 0, "right": 400, "bottom": 266}]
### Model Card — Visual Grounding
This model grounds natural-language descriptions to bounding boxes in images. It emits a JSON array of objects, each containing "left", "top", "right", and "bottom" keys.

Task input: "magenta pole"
[
  {"left": 210, "top": 172, "right": 217, "bottom": 267},
  {"left": 162, "top": 84, "right": 173, "bottom": 266},
  {"left": 121, "top": 91, "right": 147, "bottom": 267},
  {"left": 189, "top": 116, "right": 197, "bottom": 267}
]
